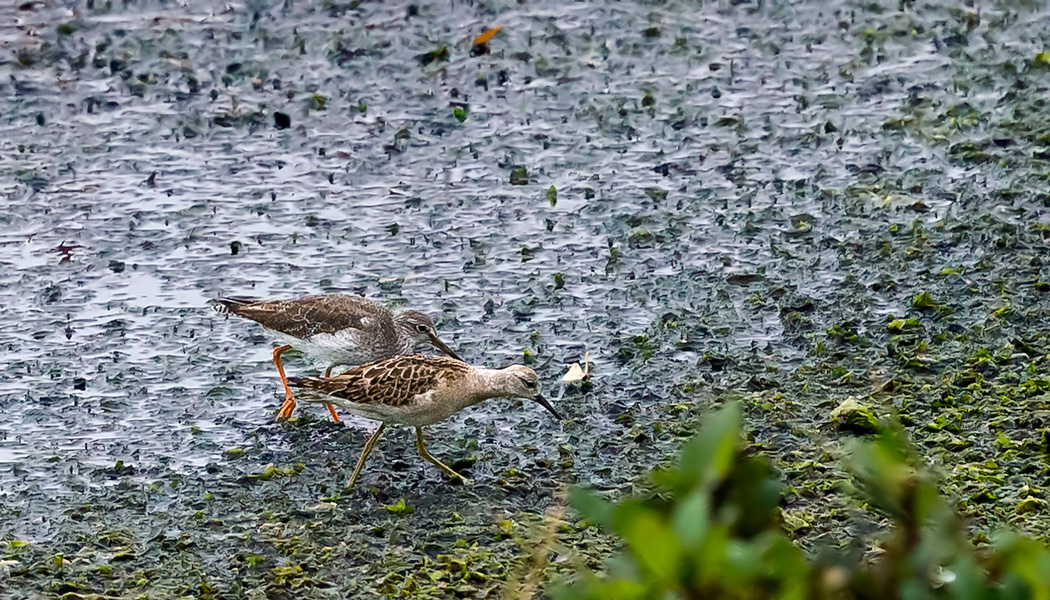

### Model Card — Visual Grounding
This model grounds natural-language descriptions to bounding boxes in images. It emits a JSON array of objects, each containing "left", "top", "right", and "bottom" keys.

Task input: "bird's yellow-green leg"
[
  {"left": 321, "top": 365, "right": 341, "bottom": 422},
  {"left": 272, "top": 345, "right": 296, "bottom": 420},
  {"left": 415, "top": 427, "right": 470, "bottom": 484},
  {"left": 347, "top": 423, "right": 387, "bottom": 489}
]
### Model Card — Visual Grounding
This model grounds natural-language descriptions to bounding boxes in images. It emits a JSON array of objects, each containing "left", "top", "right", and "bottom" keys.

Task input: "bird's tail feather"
[
  {"left": 209, "top": 297, "right": 254, "bottom": 314},
  {"left": 287, "top": 376, "right": 344, "bottom": 399}
]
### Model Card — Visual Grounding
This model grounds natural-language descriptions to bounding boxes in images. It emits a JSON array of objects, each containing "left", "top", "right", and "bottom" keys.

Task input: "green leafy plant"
[{"left": 556, "top": 403, "right": 1050, "bottom": 599}]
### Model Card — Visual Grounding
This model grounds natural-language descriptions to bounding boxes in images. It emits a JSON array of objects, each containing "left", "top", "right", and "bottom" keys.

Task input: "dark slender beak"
[
  {"left": 428, "top": 333, "right": 463, "bottom": 362},
  {"left": 532, "top": 394, "right": 562, "bottom": 420}
]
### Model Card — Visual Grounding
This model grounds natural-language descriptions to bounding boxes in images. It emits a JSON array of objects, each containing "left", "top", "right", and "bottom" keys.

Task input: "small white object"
[{"left": 562, "top": 352, "right": 590, "bottom": 383}]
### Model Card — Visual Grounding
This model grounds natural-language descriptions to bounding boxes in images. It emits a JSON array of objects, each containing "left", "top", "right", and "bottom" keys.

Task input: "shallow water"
[{"left": 2, "top": 0, "right": 1049, "bottom": 552}]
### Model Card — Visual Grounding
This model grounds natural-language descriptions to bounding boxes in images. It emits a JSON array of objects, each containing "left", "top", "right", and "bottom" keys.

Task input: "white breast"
[
  {"left": 327, "top": 390, "right": 467, "bottom": 427},
  {"left": 273, "top": 330, "right": 382, "bottom": 367}
]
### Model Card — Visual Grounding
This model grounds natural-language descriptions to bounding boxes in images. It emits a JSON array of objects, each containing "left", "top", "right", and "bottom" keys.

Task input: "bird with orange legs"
[{"left": 211, "top": 294, "right": 461, "bottom": 421}]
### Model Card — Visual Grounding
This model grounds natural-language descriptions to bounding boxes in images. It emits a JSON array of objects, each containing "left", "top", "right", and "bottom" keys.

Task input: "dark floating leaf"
[
  {"left": 645, "top": 188, "right": 667, "bottom": 201},
  {"left": 416, "top": 46, "right": 449, "bottom": 66},
  {"left": 274, "top": 111, "right": 291, "bottom": 129},
  {"left": 510, "top": 166, "right": 528, "bottom": 185},
  {"left": 726, "top": 273, "right": 763, "bottom": 285},
  {"left": 471, "top": 26, "right": 501, "bottom": 56}
]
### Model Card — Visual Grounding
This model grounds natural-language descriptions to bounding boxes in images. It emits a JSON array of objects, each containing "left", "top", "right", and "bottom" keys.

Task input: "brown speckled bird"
[
  {"left": 211, "top": 294, "right": 461, "bottom": 422},
  {"left": 289, "top": 355, "right": 562, "bottom": 488}
]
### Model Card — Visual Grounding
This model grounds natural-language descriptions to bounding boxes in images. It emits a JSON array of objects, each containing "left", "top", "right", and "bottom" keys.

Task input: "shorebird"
[
  {"left": 288, "top": 355, "right": 562, "bottom": 487},
  {"left": 211, "top": 294, "right": 462, "bottom": 422}
]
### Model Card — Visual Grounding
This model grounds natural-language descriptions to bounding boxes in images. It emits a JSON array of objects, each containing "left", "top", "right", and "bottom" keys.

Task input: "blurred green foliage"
[{"left": 557, "top": 403, "right": 1050, "bottom": 599}]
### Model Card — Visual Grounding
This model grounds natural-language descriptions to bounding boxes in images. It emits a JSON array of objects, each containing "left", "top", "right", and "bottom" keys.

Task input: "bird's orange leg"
[
  {"left": 322, "top": 365, "right": 341, "bottom": 422},
  {"left": 324, "top": 404, "right": 341, "bottom": 422},
  {"left": 273, "top": 345, "right": 296, "bottom": 420}
]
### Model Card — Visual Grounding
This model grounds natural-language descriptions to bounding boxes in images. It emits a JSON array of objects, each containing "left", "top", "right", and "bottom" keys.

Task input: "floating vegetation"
[{"left": 510, "top": 166, "right": 529, "bottom": 186}]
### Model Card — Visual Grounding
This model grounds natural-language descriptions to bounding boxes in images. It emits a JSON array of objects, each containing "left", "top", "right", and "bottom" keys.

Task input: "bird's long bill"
[
  {"left": 533, "top": 394, "right": 562, "bottom": 420},
  {"left": 427, "top": 333, "right": 463, "bottom": 361}
]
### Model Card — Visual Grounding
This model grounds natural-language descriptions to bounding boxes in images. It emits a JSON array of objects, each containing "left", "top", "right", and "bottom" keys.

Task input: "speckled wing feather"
[
  {"left": 288, "top": 355, "right": 470, "bottom": 407},
  {"left": 211, "top": 294, "right": 389, "bottom": 339}
]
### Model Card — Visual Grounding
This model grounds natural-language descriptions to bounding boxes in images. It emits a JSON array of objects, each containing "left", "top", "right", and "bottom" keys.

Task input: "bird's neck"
[
  {"left": 447, "top": 367, "right": 514, "bottom": 411},
  {"left": 394, "top": 333, "right": 417, "bottom": 355}
]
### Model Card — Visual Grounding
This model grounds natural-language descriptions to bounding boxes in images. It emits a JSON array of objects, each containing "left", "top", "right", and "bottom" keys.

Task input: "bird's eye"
[
  {"left": 415, "top": 324, "right": 428, "bottom": 333},
  {"left": 523, "top": 380, "right": 536, "bottom": 389}
]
